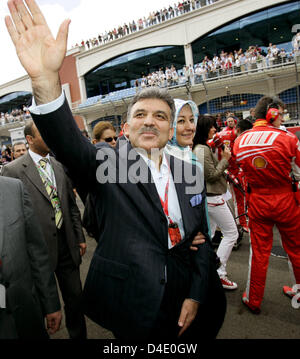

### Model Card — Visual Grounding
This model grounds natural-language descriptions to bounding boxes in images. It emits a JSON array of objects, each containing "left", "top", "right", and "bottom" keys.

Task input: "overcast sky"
[{"left": 0, "top": 0, "right": 174, "bottom": 86}]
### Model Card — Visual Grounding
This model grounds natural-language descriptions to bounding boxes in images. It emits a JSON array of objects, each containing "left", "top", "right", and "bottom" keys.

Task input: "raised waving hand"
[{"left": 5, "top": 0, "right": 70, "bottom": 104}]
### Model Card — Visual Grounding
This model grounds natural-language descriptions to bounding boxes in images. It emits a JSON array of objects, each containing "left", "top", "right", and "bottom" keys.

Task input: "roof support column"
[
  {"left": 184, "top": 43, "right": 194, "bottom": 67},
  {"left": 79, "top": 76, "right": 87, "bottom": 103}
]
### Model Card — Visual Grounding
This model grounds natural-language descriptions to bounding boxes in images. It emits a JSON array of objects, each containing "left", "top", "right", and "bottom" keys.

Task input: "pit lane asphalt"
[{"left": 51, "top": 200, "right": 300, "bottom": 340}]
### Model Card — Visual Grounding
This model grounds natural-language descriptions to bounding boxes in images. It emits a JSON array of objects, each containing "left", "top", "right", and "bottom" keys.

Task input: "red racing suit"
[
  {"left": 233, "top": 121, "right": 300, "bottom": 309},
  {"left": 211, "top": 127, "right": 248, "bottom": 227}
]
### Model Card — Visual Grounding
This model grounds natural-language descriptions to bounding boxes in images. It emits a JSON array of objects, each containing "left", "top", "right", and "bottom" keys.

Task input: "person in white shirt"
[
  {"left": 194, "top": 64, "right": 202, "bottom": 83},
  {"left": 158, "top": 68, "right": 166, "bottom": 87},
  {"left": 239, "top": 53, "right": 246, "bottom": 72},
  {"left": 188, "top": 64, "right": 195, "bottom": 85},
  {"left": 266, "top": 49, "right": 275, "bottom": 67},
  {"left": 1, "top": 113, "right": 5, "bottom": 126},
  {"left": 171, "top": 65, "right": 179, "bottom": 85},
  {"left": 141, "top": 75, "right": 147, "bottom": 88},
  {"left": 165, "top": 67, "right": 172, "bottom": 87},
  {"left": 279, "top": 48, "right": 287, "bottom": 64}
]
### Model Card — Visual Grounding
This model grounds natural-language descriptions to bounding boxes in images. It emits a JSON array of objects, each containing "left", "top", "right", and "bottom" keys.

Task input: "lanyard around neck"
[{"left": 160, "top": 175, "right": 170, "bottom": 218}]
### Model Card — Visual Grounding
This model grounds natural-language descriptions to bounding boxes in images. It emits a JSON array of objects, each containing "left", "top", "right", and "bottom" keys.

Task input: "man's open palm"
[{"left": 5, "top": 0, "right": 70, "bottom": 81}]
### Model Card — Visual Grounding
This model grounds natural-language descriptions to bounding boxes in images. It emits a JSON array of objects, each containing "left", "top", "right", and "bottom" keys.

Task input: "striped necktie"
[{"left": 38, "top": 158, "right": 63, "bottom": 229}]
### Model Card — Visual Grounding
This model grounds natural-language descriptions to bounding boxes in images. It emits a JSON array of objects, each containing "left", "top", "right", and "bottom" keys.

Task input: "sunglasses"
[{"left": 104, "top": 136, "right": 118, "bottom": 143}]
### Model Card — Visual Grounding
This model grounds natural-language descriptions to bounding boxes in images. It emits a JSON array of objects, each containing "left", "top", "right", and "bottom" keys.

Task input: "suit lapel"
[{"left": 22, "top": 153, "right": 50, "bottom": 202}]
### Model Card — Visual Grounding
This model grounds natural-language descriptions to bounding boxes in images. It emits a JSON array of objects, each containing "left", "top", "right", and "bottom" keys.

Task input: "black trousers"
[{"left": 55, "top": 226, "right": 87, "bottom": 339}]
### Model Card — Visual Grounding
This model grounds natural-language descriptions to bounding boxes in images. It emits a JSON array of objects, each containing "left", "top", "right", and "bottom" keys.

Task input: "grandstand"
[{"left": 1, "top": 0, "right": 300, "bottom": 140}]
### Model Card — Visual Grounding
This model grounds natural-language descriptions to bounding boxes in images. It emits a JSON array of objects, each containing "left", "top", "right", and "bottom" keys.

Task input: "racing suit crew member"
[{"left": 233, "top": 96, "right": 300, "bottom": 314}]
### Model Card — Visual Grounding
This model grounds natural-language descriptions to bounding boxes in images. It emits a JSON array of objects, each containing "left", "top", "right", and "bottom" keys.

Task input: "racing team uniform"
[
  {"left": 233, "top": 119, "right": 300, "bottom": 310},
  {"left": 212, "top": 127, "right": 248, "bottom": 229}
]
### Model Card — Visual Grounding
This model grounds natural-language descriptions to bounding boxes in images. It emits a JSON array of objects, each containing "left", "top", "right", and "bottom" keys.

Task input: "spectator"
[
  {"left": 1, "top": 113, "right": 5, "bottom": 126},
  {"left": 266, "top": 49, "right": 275, "bottom": 67},
  {"left": 165, "top": 66, "right": 172, "bottom": 87},
  {"left": 193, "top": 115, "right": 239, "bottom": 290},
  {"left": 246, "top": 108, "right": 256, "bottom": 124},
  {"left": 188, "top": 64, "right": 195, "bottom": 85},
  {"left": 12, "top": 142, "right": 27, "bottom": 159},
  {"left": 194, "top": 63, "right": 202, "bottom": 83},
  {"left": 92, "top": 121, "right": 117, "bottom": 147},
  {"left": 171, "top": 65, "right": 179, "bottom": 85},
  {"left": 215, "top": 113, "right": 223, "bottom": 130},
  {"left": 279, "top": 48, "right": 287, "bottom": 63},
  {"left": 2, "top": 147, "right": 12, "bottom": 163},
  {"left": 81, "top": 129, "right": 90, "bottom": 140},
  {"left": 73, "top": 1, "right": 220, "bottom": 49}
]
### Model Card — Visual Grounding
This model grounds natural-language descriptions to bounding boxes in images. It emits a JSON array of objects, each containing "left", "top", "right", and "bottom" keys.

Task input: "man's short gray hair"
[{"left": 127, "top": 87, "right": 175, "bottom": 127}]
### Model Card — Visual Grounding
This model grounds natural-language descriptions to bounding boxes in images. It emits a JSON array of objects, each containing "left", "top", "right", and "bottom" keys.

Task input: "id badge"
[{"left": 0, "top": 284, "right": 6, "bottom": 308}]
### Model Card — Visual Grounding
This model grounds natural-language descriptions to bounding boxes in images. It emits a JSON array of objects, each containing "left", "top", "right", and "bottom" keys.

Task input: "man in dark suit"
[
  {"left": 2, "top": 121, "right": 87, "bottom": 339},
  {"left": 5, "top": 0, "right": 226, "bottom": 341},
  {"left": 0, "top": 176, "right": 61, "bottom": 339}
]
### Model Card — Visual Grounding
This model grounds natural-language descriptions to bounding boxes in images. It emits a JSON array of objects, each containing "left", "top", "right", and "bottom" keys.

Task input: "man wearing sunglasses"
[{"left": 5, "top": 0, "right": 226, "bottom": 341}]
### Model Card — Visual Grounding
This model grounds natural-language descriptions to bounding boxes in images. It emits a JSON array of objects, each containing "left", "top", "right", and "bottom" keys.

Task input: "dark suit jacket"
[
  {"left": 31, "top": 99, "right": 226, "bottom": 340},
  {"left": 1, "top": 153, "right": 85, "bottom": 271},
  {"left": 82, "top": 142, "right": 104, "bottom": 240},
  {"left": 0, "top": 177, "right": 60, "bottom": 339}
]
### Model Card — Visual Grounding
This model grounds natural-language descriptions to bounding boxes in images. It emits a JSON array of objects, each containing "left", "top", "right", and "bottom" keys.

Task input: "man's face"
[
  {"left": 272, "top": 106, "right": 285, "bottom": 128},
  {"left": 226, "top": 117, "right": 236, "bottom": 128},
  {"left": 27, "top": 124, "right": 50, "bottom": 155},
  {"left": 124, "top": 99, "right": 174, "bottom": 153},
  {"left": 13, "top": 144, "right": 27, "bottom": 159}
]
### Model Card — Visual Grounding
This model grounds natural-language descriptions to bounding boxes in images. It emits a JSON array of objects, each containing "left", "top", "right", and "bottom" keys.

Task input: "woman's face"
[
  {"left": 100, "top": 129, "right": 117, "bottom": 147},
  {"left": 208, "top": 126, "right": 216, "bottom": 140},
  {"left": 176, "top": 105, "right": 196, "bottom": 148}
]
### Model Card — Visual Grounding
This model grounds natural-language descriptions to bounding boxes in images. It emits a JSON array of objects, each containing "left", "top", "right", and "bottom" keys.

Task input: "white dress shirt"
[
  {"left": 28, "top": 149, "right": 57, "bottom": 188},
  {"left": 138, "top": 151, "right": 185, "bottom": 249}
]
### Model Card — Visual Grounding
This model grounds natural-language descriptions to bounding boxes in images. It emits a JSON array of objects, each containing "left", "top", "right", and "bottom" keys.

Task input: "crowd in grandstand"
[
  {"left": 73, "top": 0, "right": 218, "bottom": 50},
  {"left": 0, "top": 105, "right": 32, "bottom": 126},
  {"left": 132, "top": 43, "right": 296, "bottom": 89}
]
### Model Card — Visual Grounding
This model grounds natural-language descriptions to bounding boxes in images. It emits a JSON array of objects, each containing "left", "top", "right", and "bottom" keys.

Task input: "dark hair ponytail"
[{"left": 193, "top": 115, "right": 216, "bottom": 149}]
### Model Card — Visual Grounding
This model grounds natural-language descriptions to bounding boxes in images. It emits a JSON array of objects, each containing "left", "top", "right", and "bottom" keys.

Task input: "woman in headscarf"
[{"left": 165, "top": 99, "right": 210, "bottom": 238}]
